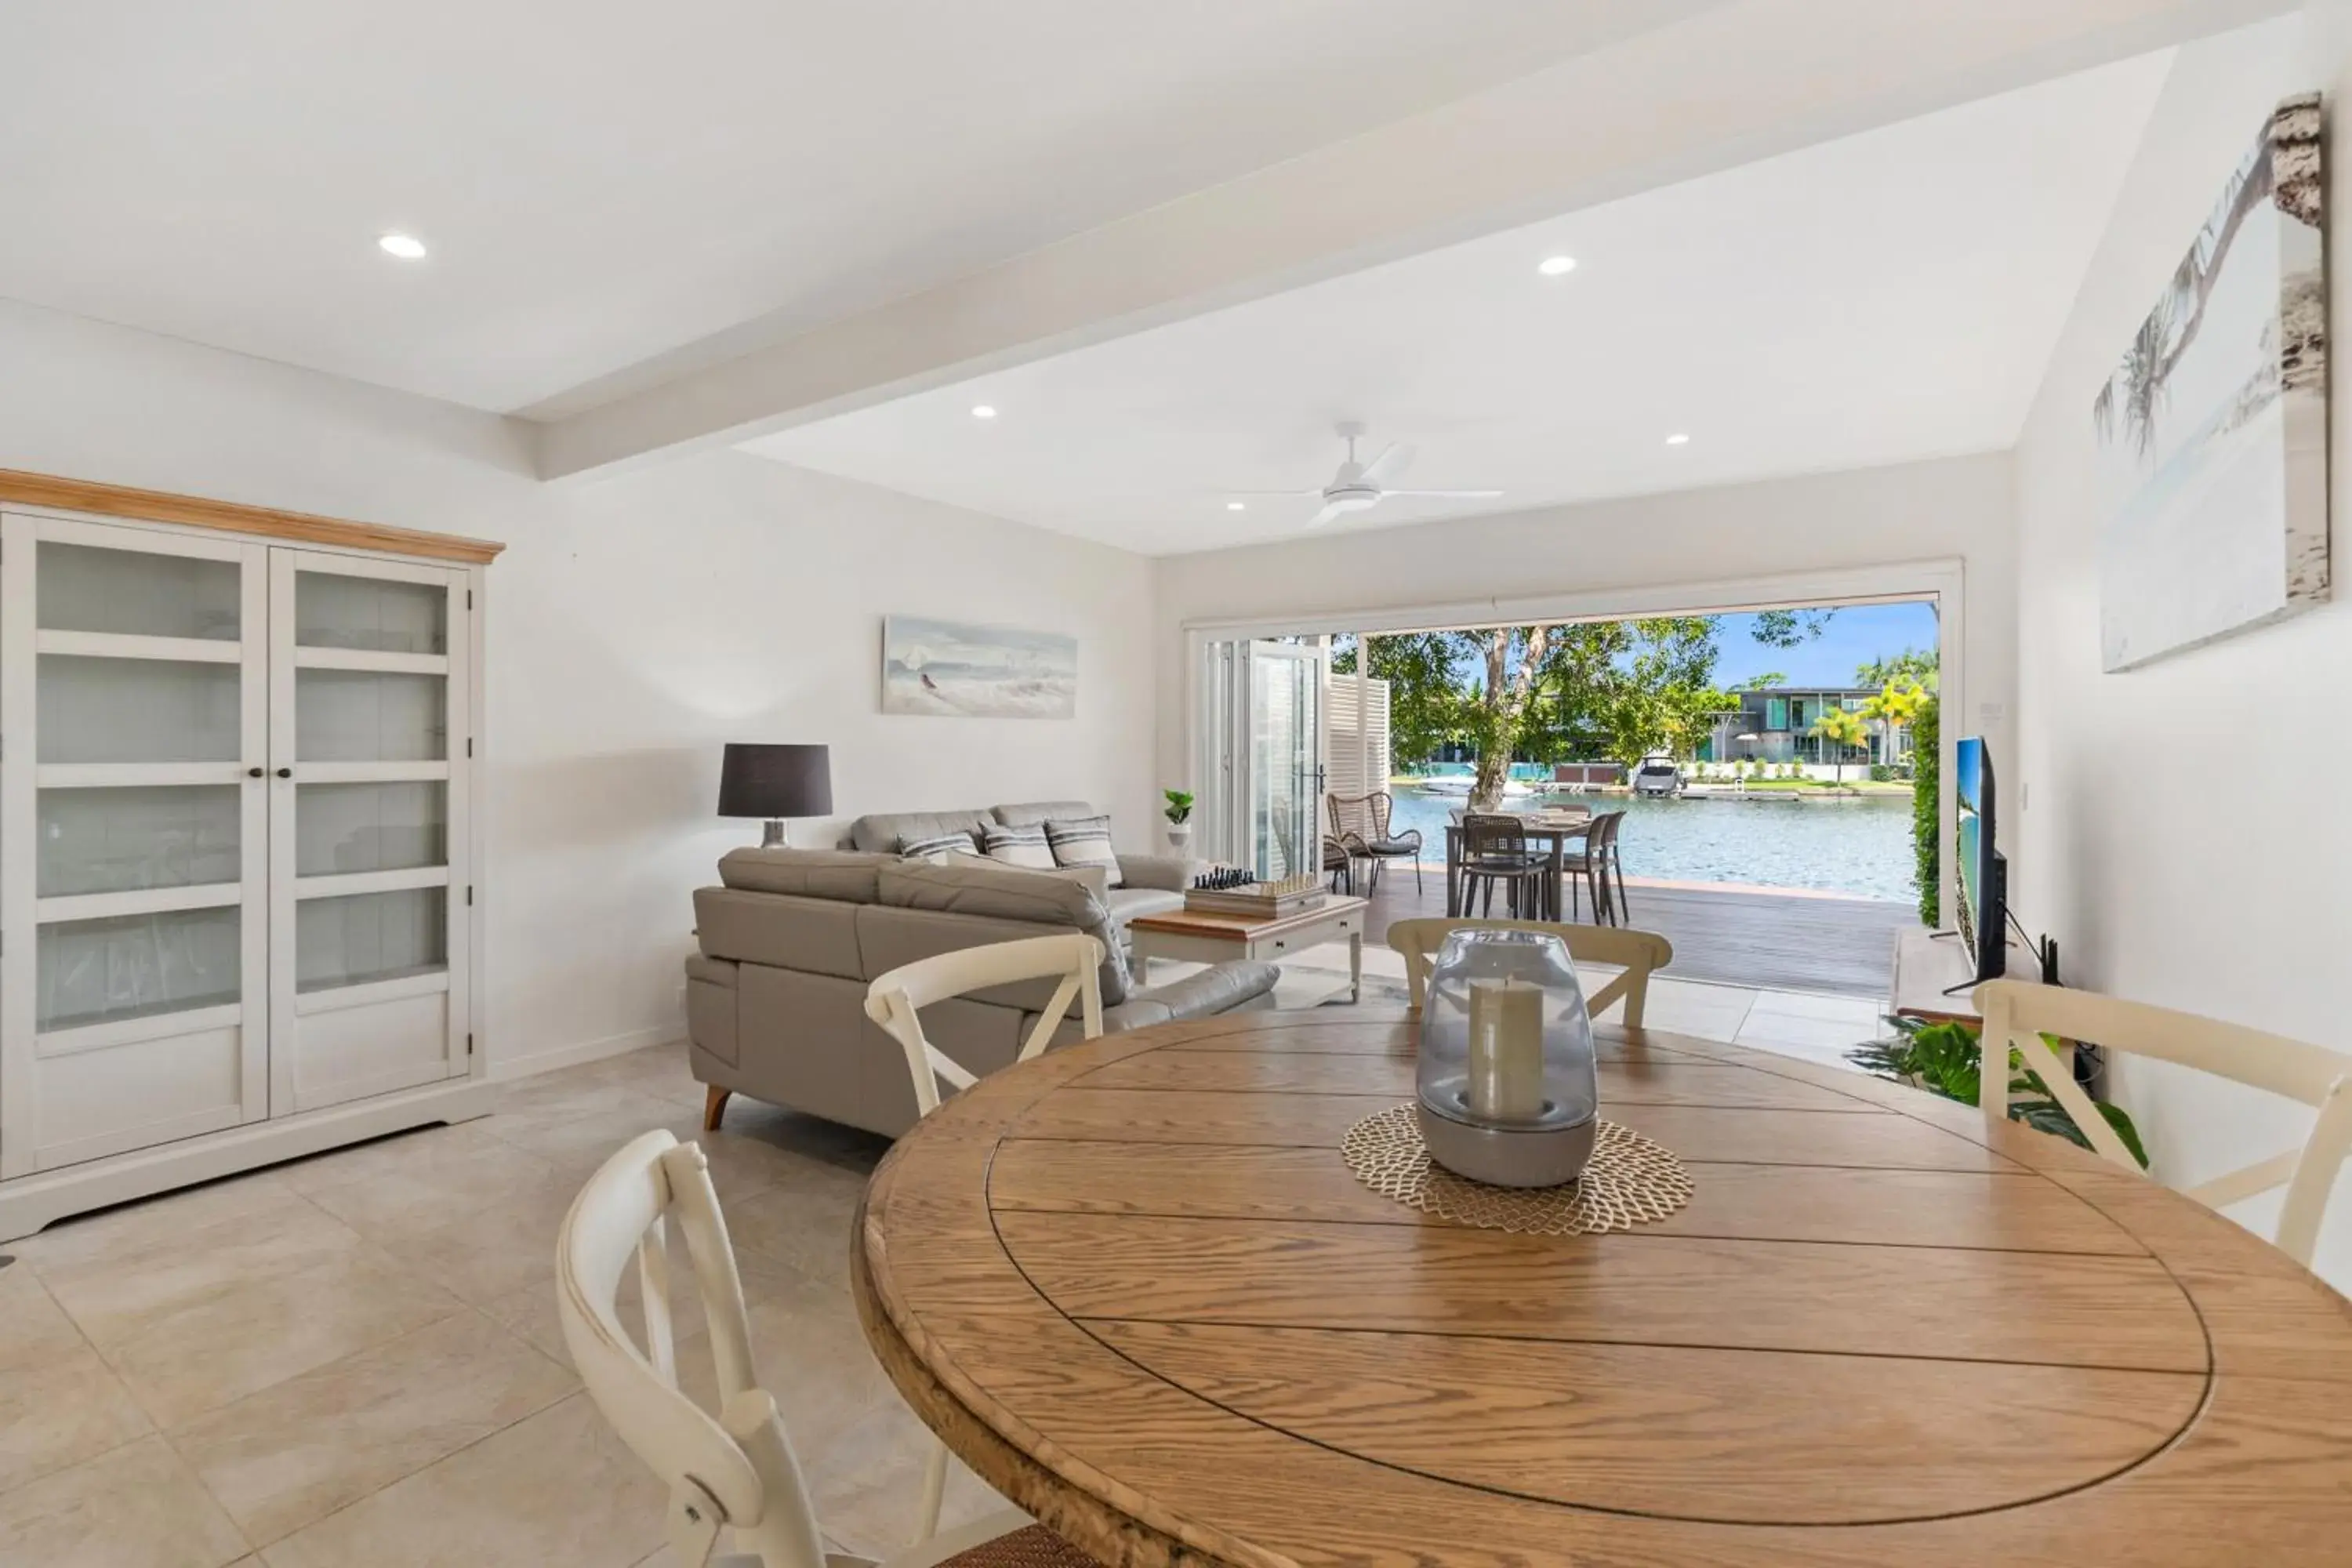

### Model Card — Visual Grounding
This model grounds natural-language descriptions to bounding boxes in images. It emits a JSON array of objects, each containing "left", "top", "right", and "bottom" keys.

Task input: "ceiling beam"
[{"left": 530, "top": 0, "right": 2287, "bottom": 482}]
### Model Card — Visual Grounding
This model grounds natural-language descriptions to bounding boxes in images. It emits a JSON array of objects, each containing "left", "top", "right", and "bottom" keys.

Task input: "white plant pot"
[{"left": 1165, "top": 825, "right": 1192, "bottom": 854}]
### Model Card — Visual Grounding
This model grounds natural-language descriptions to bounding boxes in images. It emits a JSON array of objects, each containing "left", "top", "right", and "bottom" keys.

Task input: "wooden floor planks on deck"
[{"left": 1352, "top": 869, "right": 1918, "bottom": 998}]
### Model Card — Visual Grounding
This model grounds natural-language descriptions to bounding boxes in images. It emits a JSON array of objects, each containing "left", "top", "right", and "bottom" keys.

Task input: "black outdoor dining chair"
[
  {"left": 1457, "top": 812, "right": 1548, "bottom": 917},
  {"left": 1565, "top": 809, "right": 1630, "bottom": 925}
]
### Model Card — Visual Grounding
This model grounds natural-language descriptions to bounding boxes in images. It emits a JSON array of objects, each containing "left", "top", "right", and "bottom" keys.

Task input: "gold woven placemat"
[{"left": 1341, "top": 1103, "right": 1693, "bottom": 1235}]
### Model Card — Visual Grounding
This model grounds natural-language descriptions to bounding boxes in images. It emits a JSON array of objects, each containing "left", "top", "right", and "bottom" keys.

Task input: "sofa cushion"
[
  {"left": 719, "top": 847, "right": 891, "bottom": 902},
  {"left": 898, "top": 829, "right": 982, "bottom": 860},
  {"left": 877, "top": 857, "right": 1113, "bottom": 931},
  {"left": 980, "top": 822, "right": 1057, "bottom": 869},
  {"left": 991, "top": 800, "right": 1097, "bottom": 829},
  {"left": 1105, "top": 885, "right": 1185, "bottom": 924},
  {"left": 1136, "top": 960, "right": 1282, "bottom": 1018},
  {"left": 849, "top": 809, "right": 995, "bottom": 855},
  {"left": 1045, "top": 815, "right": 1123, "bottom": 887},
  {"left": 695, "top": 887, "right": 866, "bottom": 981}
]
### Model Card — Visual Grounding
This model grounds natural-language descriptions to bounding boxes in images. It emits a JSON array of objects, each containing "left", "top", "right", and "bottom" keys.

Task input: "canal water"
[{"left": 1384, "top": 783, "right": 1917, "bottom": 903}]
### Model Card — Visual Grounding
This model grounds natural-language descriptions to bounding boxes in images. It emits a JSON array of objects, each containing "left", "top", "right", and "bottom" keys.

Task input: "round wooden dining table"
[{"left": 852, "top": 1008, "right": 2352, "bottom": 1567}]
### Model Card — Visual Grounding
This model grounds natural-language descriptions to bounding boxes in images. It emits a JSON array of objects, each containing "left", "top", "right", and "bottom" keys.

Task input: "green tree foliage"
[
  {"left": 1857, "top": 678, "right": 1930, "bottom": 773},
  {"left": 1911, "top": 695, "right": 1940, "bottom": 926},
  {"left": 1338, "top": 620, "right": 1739, "bottom": 801},
  {"left": 1809, "top": 706, "right": 1868, "bottom": 785},
  {"left": 1332, "top": 633, "right": 1465, "bottom": 771},
  {"left": 1855, "top": 646, "right": 1940, "bottom": 691},
  {"left": 1751, "top": 608, "right": 1836, "bottom": 647}
]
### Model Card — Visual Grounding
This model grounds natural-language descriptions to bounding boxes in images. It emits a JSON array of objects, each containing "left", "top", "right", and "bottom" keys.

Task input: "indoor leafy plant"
[
  {"left": 1850, "top": 1016, "right": 2148, "bottom": 1166},
  {"left": 1162, "top": 788, "right": 1195, "bottom": 854}
]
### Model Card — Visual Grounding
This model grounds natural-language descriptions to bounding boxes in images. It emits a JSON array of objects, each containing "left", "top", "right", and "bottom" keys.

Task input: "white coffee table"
[{"left": 1127, "top": 895, "right": 1367, "bottom": 1004}]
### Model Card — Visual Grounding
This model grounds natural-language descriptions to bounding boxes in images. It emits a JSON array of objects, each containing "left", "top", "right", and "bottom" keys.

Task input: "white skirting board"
[
  {"left": 0, "top": 1075, "right": 492, "bottom": 1244},
  {"left": 489, "top": 1022, "right": 681, "bottom": 1082}
]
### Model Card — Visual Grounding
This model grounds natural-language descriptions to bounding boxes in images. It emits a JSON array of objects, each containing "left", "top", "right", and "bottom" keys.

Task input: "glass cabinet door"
[
  {"left": 1, "top": 515, "right": 270, "bottom": 1178},
  {"left": 268, "top": 550, "right": 470, "bottom": 1113}
]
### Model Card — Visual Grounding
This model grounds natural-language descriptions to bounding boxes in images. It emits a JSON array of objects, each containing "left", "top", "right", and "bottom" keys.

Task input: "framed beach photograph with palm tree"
[{"left": 2093, "top": 93, "right": 2328, "bottom": 673}]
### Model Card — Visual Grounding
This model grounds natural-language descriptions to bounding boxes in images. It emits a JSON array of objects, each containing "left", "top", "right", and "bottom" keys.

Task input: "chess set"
[{"left": 1182, "top": 866, "right": 1329, "bottom": 920}]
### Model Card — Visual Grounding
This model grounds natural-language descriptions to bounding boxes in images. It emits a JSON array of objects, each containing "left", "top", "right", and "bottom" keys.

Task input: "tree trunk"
[{"left": 1468, "top": 627, "right": 1549, "bottom": 813}]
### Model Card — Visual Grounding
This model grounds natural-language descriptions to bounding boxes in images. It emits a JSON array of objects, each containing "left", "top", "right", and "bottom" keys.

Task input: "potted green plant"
[
  {"left": 1850, "top": 1017, "right": 2148, "bottom": 1166},
  {"left": 1162, "top": 788, "right": 1196, "bottom": 854}
]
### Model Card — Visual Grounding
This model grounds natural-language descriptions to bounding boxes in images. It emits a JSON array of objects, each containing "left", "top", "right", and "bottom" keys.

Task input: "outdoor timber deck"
[{"left": 1353, "top": 867, "right": 1920, "bottom": 999}]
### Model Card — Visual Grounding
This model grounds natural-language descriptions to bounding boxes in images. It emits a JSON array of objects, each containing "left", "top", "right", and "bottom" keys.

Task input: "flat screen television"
[{"left": 1954, "top": 736, "right": 2006, "bottom": 982}]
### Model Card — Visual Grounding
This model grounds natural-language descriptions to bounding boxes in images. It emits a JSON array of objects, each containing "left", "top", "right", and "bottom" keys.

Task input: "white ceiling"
[
  {"left": 746, "top": 50, "right": 2173, "bottom": 555},
  {"left": 0, "top": 0, "right": 1702, "bottom": 415}
]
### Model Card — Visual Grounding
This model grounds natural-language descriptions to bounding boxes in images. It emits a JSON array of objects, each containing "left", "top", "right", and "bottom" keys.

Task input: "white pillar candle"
[{"left": 1467, "top": 977, "right": 1546, "bottom": 1121}]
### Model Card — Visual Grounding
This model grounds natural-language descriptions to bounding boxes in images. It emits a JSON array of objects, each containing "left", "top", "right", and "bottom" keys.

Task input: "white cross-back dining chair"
[
  {"left": 1387, "top": 917, "right": 1675, "bottom": 1028},
  {"left": 863, "top": 932, "right": 1104, "bottom": 1537},
  {"left": 1976, "top": 978, "right": 2352, "bottom": 1268},
  {"left": 864, "top": 933, "right": 1104, "bottom": 1120},
  {"left": 557, "top": 1130, "right": 1097, "bottom": 1568}
]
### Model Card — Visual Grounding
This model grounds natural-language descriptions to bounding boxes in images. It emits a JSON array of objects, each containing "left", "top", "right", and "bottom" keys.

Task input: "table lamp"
[{"left": 718, "top": 743, "right": 832, "bottom": 848}]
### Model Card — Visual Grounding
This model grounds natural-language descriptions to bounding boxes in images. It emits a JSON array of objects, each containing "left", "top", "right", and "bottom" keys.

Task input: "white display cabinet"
[{"left": 0, "top": 476, "right": 495, "bottom": 1240}]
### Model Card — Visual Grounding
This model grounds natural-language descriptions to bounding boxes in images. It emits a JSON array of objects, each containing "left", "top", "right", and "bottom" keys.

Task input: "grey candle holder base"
[{"left": 1417, "top": 1101, "right": 1596, "bottom": 1189}]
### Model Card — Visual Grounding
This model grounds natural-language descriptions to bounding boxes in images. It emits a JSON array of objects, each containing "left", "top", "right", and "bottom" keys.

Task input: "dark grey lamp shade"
[{"left": 717, "top": 744, "right": 833, "bottom": 822}]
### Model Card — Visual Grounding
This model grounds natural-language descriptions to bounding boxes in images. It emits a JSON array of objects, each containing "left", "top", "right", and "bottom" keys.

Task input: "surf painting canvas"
[
  {"left": 2092, "top": 94, "right": 2328, "bottom": 673},
  {"left": 881, "top": 617, "right": 1077, "bottom": 719}
]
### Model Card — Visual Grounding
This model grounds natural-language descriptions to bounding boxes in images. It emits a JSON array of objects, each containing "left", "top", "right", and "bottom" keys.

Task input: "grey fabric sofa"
[
  {"left": 686, "top": 843, "right": 1277, "bottom": 1139},
  {"left": 842, "top": 799, "right": 1192, "bottom": 930}
]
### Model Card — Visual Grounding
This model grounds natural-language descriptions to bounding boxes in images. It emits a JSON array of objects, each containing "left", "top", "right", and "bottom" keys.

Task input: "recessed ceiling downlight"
[
  {"left": 1665, "top": 433, "right": 1691, "bottom": 445},
  {"left": 971, "top": 405, "right": 998, "bottom": 420},
  {"left": 1537, "top": 255, "right": 1577, "bottom": 277},
  {"left": 377, "top": 233, "right": 428, "bottom": 260},
  {"left": 1226, "top": 501, "right": 1246, "bottom": 511}
]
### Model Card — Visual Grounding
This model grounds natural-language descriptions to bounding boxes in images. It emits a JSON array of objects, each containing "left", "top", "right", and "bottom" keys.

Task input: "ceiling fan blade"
[
  {"left": 1217, "top": 488, "right": 1323, "bottom": 497},
  {"left": 1382, "top": 488, "right": 1504, "bottom": 499},
  {"left": 1304, "top": 501, "right": 1351, "bottom": 528},
  {"left": 1362, "top": 441, "right": 1416, "bottom": 487}
]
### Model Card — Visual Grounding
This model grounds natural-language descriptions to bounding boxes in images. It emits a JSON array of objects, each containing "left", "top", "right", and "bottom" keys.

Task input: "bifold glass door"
[
  {"left": 270, "top": 550, "right": 470, "bottom": 1114},
  {"left": 1191, "top": 638, "right": 1327, "bottom": 880},
  {"left": 1248, "top": 641, "right": 1325, "bottom": 879},
  {"left": 1, "top": 517, "right": 472, "bottom": 1175},
  {"left": 1, "top": 517, "right": 270, "bottom": 1177}
]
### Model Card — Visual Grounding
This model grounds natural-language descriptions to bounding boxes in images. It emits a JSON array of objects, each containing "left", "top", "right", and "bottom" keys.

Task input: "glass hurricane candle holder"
[{"left": 1415, "top": 929, "right": 1599, "bottom": 1187}]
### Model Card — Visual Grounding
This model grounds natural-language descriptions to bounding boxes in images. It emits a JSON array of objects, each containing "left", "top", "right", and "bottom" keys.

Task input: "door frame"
[{"left": 1180, "top": 557, "right": 1966, "bottom": 923}]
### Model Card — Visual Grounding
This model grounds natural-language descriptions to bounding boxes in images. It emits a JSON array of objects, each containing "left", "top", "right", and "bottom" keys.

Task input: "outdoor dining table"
[
  {"left": 852, "top": 1007, "right": 2352, "bottom": 1567},
  {"left": 1442, "top": 811, "right": 1595, "bottom": 920}
]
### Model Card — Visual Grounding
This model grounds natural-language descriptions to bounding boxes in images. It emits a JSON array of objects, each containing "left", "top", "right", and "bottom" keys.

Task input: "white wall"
[
  {"left": 1153, "top": 452, "right": 2018, "bottom": 831},
  {"left": 0, "top": 299, "right": 1156, "bottom": 1075},
  {"left": 2013, "top": 11, "right": 2352, "bottom": 1284}
]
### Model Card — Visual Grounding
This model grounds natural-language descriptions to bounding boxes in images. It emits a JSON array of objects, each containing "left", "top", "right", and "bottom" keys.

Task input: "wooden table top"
[
  {"left": 853, "top": 1009, "right": 2352, "bottom": 1567},
  {"left": 1126, "top": 895, "right": 1367, "bottom": 939}
]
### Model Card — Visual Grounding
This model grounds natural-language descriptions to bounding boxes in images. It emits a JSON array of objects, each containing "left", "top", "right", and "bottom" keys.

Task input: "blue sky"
[{"left": 1712, "top": 601, "right": 1940, "bottom": 689}]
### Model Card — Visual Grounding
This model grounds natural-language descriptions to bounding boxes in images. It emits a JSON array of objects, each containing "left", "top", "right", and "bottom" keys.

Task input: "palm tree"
[
  {"left": 1857, "top": 679, "right": 1929, "bottom": 773},
  {"left": 1809, "top": 707, "right": 1869, "bottom": 786}
]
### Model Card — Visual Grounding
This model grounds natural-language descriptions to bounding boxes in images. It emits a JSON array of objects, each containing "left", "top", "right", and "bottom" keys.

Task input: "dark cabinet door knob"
[
  {"left": 247, "top": 767, "right": 264, "bottom": 778},
  {"left": 274, "top": 768, "right": 292, "bottom": 779}
]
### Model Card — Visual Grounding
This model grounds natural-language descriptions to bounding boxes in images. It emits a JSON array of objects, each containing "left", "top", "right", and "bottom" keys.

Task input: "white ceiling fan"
[{"left": 1227, "top": 422, "right": 1502, "bottom": 528}]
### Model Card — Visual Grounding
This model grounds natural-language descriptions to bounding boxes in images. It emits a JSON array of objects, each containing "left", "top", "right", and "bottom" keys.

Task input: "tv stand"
[{"left": 1891, "top": 926, "right": 2042, "bottom": 1025}]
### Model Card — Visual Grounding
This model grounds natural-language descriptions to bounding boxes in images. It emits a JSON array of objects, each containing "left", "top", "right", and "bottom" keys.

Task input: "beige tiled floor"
[
  {"left": 1273, "top": 939, "right": 1889, "bottom": 1073},
  {"left": 0, "top": 1044, "right": 1001, "bottom": 1568},
  {"left": 0, "top": 969, "right": 1896, "bottom": 1566}
]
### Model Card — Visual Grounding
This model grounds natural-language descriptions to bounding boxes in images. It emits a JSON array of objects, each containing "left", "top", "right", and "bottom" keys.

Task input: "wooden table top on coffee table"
[{"left": 854, "top": 1008, "right": 2352, "bottom": 1567}]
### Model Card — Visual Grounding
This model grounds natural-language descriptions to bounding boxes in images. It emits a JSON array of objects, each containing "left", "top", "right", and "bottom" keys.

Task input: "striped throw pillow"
[
  {"left": 898, "top": 830, "right": 981, "bottom": 862},
  {"left": 982, "top": 822, "right": 1058, "bottom": 870},
  {"left": 1044, "top": 815, "right": 1123, "bottom": 887}
]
